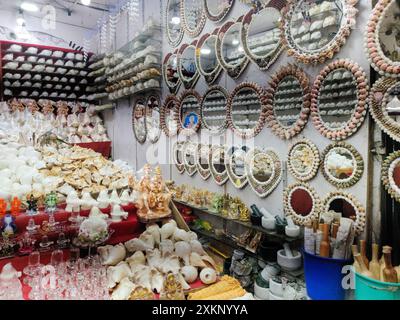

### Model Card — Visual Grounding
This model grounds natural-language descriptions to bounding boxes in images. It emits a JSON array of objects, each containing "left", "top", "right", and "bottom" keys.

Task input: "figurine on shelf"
[
  {"left": 26, "top": 195, "right": 38, "bottom": 216},
  {"left": 45, "top": 192, "right": 58, "bottom": 214},
  {"left": 18, "top": 232, "right": 36, "bottom": 255},
  {"left": 10, "top": 197, "right": 21, "bottom": 216},
  {"left": 159, "top": 273, "right": 185, "bottom": 300},
  {"left": 0, "top": 199, "right": 6, "bottom": 218},
  {"left": 1, "top": 213, "right": 17, "bottom": 237}
]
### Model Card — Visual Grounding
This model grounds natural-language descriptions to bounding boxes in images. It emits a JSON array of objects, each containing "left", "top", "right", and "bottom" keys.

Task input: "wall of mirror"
[
  {"left": 166, "top": 0, "right": 184, "bottom": 47},
  {"left": 132, "top": 98, "right": 147, "bottom": 144},
  {"left": 145, "top": 95, "right": 161, "bottom": 144},
  {"left": 209, "top": 145, "right": 228, "bottom": 185},
  {"left": 382, "top": 150, "right": 400, "bottom": 203},
  {"left": 204, "top": 0, "right": 234, "bottom": 22},
  {"left": 173, "top": 141, "right": 185, "bottom": 173},
  {"left": 178, "top": 42, "right": 200, "bottom": 89},
  {"left": 226, "top": 145, "right": 249, "bottom": 189},
  {"left": 163, "top": 52, "right": 181, "bottom": 94},
  {"left": 161, "top": 95, "right": 179, "bottom": 137},
  {"left": 180, "top": 0, "right": 207, "bottom": 37},
  {"left": 200, "top": 85, "right": 228, "bottom": 134},
  {"left": 196, "top": 144, "right": 211, "bottom": 180},
  {"left": 183, "top": 141, "right": 198, "bottom": 176},
  {"left": 177, "top": 90, "right": 202, "bottom": 135},
  {"left": 287, "top": 139, "right": 320, "bottom": 182},
  {"left": 196, "top": 30, "right": 222, "bottom": 84}
]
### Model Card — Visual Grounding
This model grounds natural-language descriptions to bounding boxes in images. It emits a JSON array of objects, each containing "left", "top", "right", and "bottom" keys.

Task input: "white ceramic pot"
[
  {"left": 269, "top": 278, "right": 283, "bottom": 297},
  {"left": 277, "top": 249, "right": 302, "bottom": 271},
  {"left": 285, "top": 225, "right": 301, "bottom": 238},
  {"left": 261, "top": 216, "right": 276, "bottom": 231},
  {"left": 269, "top": 289, "right": 283, "bottom": 300},
  {"left": 254, "top": 282, "right": 270, "bottom": 300}
]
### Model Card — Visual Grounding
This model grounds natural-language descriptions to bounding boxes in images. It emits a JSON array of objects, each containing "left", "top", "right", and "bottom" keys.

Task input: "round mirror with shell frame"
[
  {"left": 216, "top": 16, "right": 250, "bottom": 79},
  {"left": 173, "top": 141, "right": 185, "bottom": 174},
  {"left": 180, "top": 0, "right": 207, "bottom": 38},
  {"left": 321, "top": 142, "right": 364, "bottom": 188},
  {"left": 176, "top": 90, "right": 202, "bottom": 136},
  {"left": 382, "top": 150, "right": 400, "bottom": 202},
  {"left": 145, "top": 94, "right": 162, "bottom": 144},
  {"left": 283, "top": 182, "right": 320, "bottom": 226},
  {"left": 209, "top": 145, "right": 228, "bottom": 186},
  {"left": 163, "top": 51, "right": 181, "bottom": 94},
  {"left": 203, "top": 0, "right": 234, "bottom": 22},
  {"left": 245, "top": 147, "right": 282, "bottom": 198},
  {"left": 178, "top": 41, "right": 200, "bottom": 89},
  {"left": 265, "top": 64, "right": 311, "bottom": 140},
  {"left": 225, "top": 145, "right": 249, "bottom": 189},
  {"left": 183, "top": 141, "right": 198, "bottom": 176},
  {"left": 196, "top": 29, "right": 223, "bottom": 84},
  {"left": 166, "top": 0, "right": 184, "bottom": 47},
  {"left": 322, "top": 191, "right": 366, "bottom": 236},
  {"left": 200, "top": 85, "right": 228, "bottom": 134},
  {"left": 365, "top": 0, "right": 400, "bottom": 78},
  {"left": 242, "top": 4, "right": 284, "bottom": 71},
  {"left": 287, "top": 139, "right": 320, "bottom": 182},
  {"left": 132, "top": 98, "right": 147, "bottom": 144},
  {"left": 281, "top": 0, "right": 358, "bottom": 65},
  {"left": 310, "top": 59, "right": 369, "bottom": 141},
  {"left": 161, "top": 95, "right": 179, "bottom": 137},
  {"left": 196, "top": 143, "right": 211, "bottom": 180}
]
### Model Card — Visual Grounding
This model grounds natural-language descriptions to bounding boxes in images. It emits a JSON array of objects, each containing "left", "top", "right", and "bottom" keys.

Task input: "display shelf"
[
  {"left": 3, "top": 93, "right": 92, "bottom": 103},
  {"left": 109, "top": 86, "right": 161, "bottom": 101},
  {"left": 2, "top": 68, "right": 92, "bottom": 78},
  {"left": 2, "top": 59, "right": 91, "bottom": 72}
]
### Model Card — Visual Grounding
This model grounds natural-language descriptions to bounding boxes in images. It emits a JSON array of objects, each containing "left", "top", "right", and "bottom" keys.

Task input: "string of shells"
[{"left": 381, "top": 150, "right": 400, "bottom": 202}]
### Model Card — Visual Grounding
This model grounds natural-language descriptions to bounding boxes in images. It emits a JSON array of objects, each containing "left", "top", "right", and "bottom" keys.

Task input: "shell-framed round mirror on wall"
[
  {"left": 216, "top": 16, "right": 250, "bottom": 79},
  {"left": 283, "top": 182, "right": 320, "bottom": 226},
  {"left": 321, "top": 142, "right": 364, "bottom": 188},
  {"left": 209, "top": 145, "right": 228, "bottom": 186},
  {"left": 322, "top": 191, "right": 366, "bottom": 236},
  {"left": 265, "top": 64, "right": 311, "bottom": 140},
  {"left": 225, "top": 145, "right": 249, "bottom": 189},
  {"left": 242, "top": 5, "right": 283, "bottom": 71},
  {"left": 132, "top": 98, "right": 147, "bottom": 144},
  {"left": 200, "top": 85, "right": 228, "bottom": 134},
  {"left": 183, "top": 141, "right": 198, "bottom": 176},
  {"left": 178, "top": 41, "right": 200, "bottom": 89},
  {"left": 382, "top": 150, "right": 400, "bottom": 202},
  {"left": 196, "top": 29, "right": 223, "bottom": 84},
  {"left": 180, "top": 0, "right": 207, "bottom": 38},
  {"left": 163, "top": 51, "right": 181, "bottom": 94},
  {"left": 245, "top": 148, "right": 282, "bottom": 198},
  {"left": 196, "top": 143, "right": 211, "bottom": 180},
  {"left": 366, "top": 0, "right": 400, "bottom": 78},
  {"left": 177, "top": 90, "right": 202, "bottom": 136},
  {"left": 145, "top": 95, "right": 162, "bottom": 144},
  {"left": 161, "top": 95, "right": 179, "bottom": 137},
  {"left": 281, "top": 0, "right": 358, "bottom": 65},
  {"left": 173, "top": 141, "right": 185, "bottom": 174},
  {"left": 287, "top": 139, "right": 320, "bottom": 182},
  {"left": 203, "top": 0, "right": 234, "bottom": 22},
  {"left": 310, "top": 59, "right": 369, "bottom": 141},
  {"left": 227, "top": 82, "right": 267, "bottom": 139},
  {"left": 166, "top": 0, "right": 184, "bottom": 47}
]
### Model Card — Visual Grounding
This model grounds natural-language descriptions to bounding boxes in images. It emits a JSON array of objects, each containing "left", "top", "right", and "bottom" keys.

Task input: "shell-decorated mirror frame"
[
  {"left": 163, "top": 51, "right": 181, "bottom": 94},
  {"left": 225, "top": 145, "right": 249, "bottom": 189},
  {"left": 365, "top": 0, "right": 400, "bottom": 78},
  {"left": 287, "top": 139, "right": 320, "bottom": 182},
  {"left": 310, "top": 59, "right": 369, "bottom": 141},
  {"left": 166, "top": 0, "right": 184, "bottom": 47},
  {"left": 283, "top": 182, "right": 321, "bottom": 226},
  {"left": 245, "top": 147, "right": 282, "bottom": 198},
  {"left": 281, "top": 0, "right": 359, "bottom": 65},
  {"left": 132, "top": 97, "right": 147, "bottom": 144},
  {"left": 322, "top": 191, "right": 366, "bottom": 236},
  {"left": 203, "top": 0, "right": 234, "bottom": 22},
  {"left": 183, "top": 141, "right": 198, "bottom": 176},
  {"left": 209, "top": 145, "right": 229, "bottom": 186},
  {"left": 265, "top": 64, "right": 311, "bottom": 140},
  {"left": 176, "top": 90, "right": 202, "bottom": 136},
  {"left": 180, "top": 0, "right": 207, "bottom": 38},
  {"left": 145, "top": 94, "right": 162, "bottom": 144},
  {"left": 196, "top": 143, "right": 211, "bottom": 180},
  {"left": 178, "top": 41, "right": 200, "bottom": 89},
  {"left": 200, "top": 85, "right": 229, "bottom": 134},
  {"left": 381, "top": 150, "right": 400, "bottom": 202},
  {"left": 173, "top": 141, "right": 185, "bottom": 174},
  {"left": 160, "top": 95, "right": 179, "bottom": 137}
]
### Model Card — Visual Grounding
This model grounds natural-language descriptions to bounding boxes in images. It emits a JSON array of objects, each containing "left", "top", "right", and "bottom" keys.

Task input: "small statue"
[
  {"left": 159, "top": 273, "right": 185, "bottom": 300},
  {"left": 0, "top": 199, "right": 6, "bottom": 217},
  {"left": 10, "top": 197, "right": 21, "bottom": 216},
  {"left": 26, "top": 195, "right": 38, "bottom": 216},
  {"left": 45, "top": 192, "right": 58, "bottom": 214},
  {"left": 1, "top": 213, "right": 17, "bottom": 237},
  {"left": 130, "top": 286, "right": 155, "bottom": 300},
  {"left": 18, "top": 232, "right": 36, "bottom": 255}
]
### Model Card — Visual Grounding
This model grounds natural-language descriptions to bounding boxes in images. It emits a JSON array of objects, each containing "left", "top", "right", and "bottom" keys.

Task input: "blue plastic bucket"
[
  {"left": 303, "top": 250, "right": 351, "bottom": 300},
  {"left": 355, "top": 271, "right": 400, "bottom": 300}
]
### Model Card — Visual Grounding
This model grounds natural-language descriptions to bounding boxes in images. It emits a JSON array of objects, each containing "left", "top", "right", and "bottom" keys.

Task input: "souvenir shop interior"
[{"left": 0, "top": 0, "right": 399, "bottom": 301}]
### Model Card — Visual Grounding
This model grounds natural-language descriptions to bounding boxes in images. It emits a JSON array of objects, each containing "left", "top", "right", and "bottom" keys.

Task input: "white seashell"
[
  {"left": 159, "top": 239, "right": 174, "bottom": 257},
  {"left": 98, "top": 243, "right": 126, "bottom": 266},
  {"left": 159, "top": 252, "right": 180, "bottom": 275},
  {"left": 126, "top": 251, "right": 146, "bottom": 268},
  {"left": 181, "top": 266, "right": 198, "bottom": 283},
  {"left": 109, "top": 189, "right": 121, "bottom": 205},
  {"left": 186, "top": 231, "right": 198, "bottom": 241},
  {"left": 146, "top": 248, "right": 162, "bottom": 269},
  {"left": 173, "top": 228, "right": 190, "bottom": 242},
  {"left": 132, "top": 265, "right": 152, "bottom": 290},
  {"left": 120, "top": 190, "right": 131, "bottom": 206},
  {"left": 200, "top": 268, "right": 217, "bottom": 285},
  {"left": 139, "top": 231, "right": 155, "bottom": 249},
  {"left": 150, "top": 268, "right": 163, "bottom": 293},
  {"left": 174, "top": 241, "right": 191, "bottom": 265},
  {"left": 89, "top": 207, "right": 108, "bottom": 220},
  {"left": 146, "top": 223, "right": 161, "bottom": 245},
  {"left": 107, "top": 261, "right": 131, "bottom": 289},
  {"left": 177, "top": 272, "right": 191, "bottom": 290},
  {"left": 190, "top": 240, "right": 207, "bottom": 256},
  {"left": 189, "top": 252, "right": 207, "bottom": 268},
  {"left": 160, "top": 220, "right": 177, "bottom": 240},
  {"left": 125, "top": 238, "right": 153, "bottom": 253},
  {"left": 111, "top": 277, "right": 135, "bottom": 300}
]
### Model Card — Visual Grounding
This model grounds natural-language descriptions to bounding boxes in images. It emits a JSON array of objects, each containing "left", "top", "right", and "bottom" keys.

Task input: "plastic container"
[
  {"left": 303, "top": 250, "right": 351, "bottom": 300},
  {"left": 354, "top": 271, "right": 400, "bottom": 300}
]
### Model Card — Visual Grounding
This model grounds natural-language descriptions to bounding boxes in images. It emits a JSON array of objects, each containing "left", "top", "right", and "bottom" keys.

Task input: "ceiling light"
[
  {"left": 232, "top": 39, "right": 240, "bottom": 45},
  {"left": 16, "top": 17, "right": 25, "bottom": 25},
  {"left": 20, "top": 2, "right": 39, "bottom": 12},
  {"left": 171, "top": 17, "right": 180, "bottom": 25},
  {"left": 201, "top": 48, "right": 211, "bottom": 55},
  {"left": 81, "top": 0, "right": 91, "bottom": 5},
  {"left": 15, "top": 24, "right": 31, "bottom": 40}
]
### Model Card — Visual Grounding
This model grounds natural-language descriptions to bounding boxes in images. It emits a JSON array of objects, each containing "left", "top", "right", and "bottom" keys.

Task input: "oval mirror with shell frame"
[
  {"left": 242, "top": 4, "right": 284, "bottom": 71},
  {"left": 365, "top": 0, "right": 400, "bottom": 78},
  {"left": 203, "top": 0, "right": 234, "bottom": 22},
  {"left": 132, "top": 98, "right": 147, "bottom": 144},
  {"left": 283, "top": 182, "right": 320, "bottom": 226},
  {"left": 196, "top": 144, "right": 211, "bottom": 180},
  {"left": 178, "top": 41, "right": 200, "bottom": 89},
  {"left": 227, "top": 82, "right": 267, "bottom": 139},
  {"left": 180, "top": 0, "right": 207, "bottom": 38},
  {"left": 145, "top": 95, "right": 162, "bottom": 144},
  {"left": 216, "top": 16, "right": 250, "bottom": 79},
  {"left": 382, "top": 150, "right": 400, "bottom": 202},
  {"left": 209, "top": 145, "right": 229, "bottom": 186},
  {"left": 173, "top": 141, "right": 185, "bottom": 174},
  {"left": 321, "top": 142, "right": 364, "bottom": 188},
  {"left": 200, "top": 85, "right": 228, "bottom": 135},
  {"left": 225, "top": 145, "right": 249, "bottom": 189},
  {"left": 310, "top": 59, "right": 369, "bottom": 141},
  {"left": 183, "top": 141, "right": 198, "bottom": 176},
  {"left": 166, "top": 0, "right": 184, "bottom": 47},
  {"left": 163, "top": 51, "right": 181, "bottom": 94},
  {"left": 161, "top": 95, "right": 179, "bottom": 137},
  {"left": 287, "top": 139, "right": 320, "bottom": 182},
  {"left": 245, "top": 148, "right": 282, "bottom": 198},
  {"left": 369, "top": 77, "right": 400, "bottom": 142},
  {"left": 176, "top": 90, "right": 202, "bottom": 136},
  {"left": 196, "top": 29, "right": 223, "bottom": 84},
  {"left": 322, "top": 191, "right": 366, "bottom": 236},
  {"left": 265, "top": 64, "right": 311, "bottom": 140},
  {"left": 281, "top": 0, "right": 358, "bottom": 65}
]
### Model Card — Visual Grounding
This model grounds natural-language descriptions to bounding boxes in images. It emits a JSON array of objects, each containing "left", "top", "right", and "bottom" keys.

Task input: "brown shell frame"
[
  {"left": 161, "top": 95, "right": 179, "bottom": 137},
  {"left": 369, "top": 77, "right": 400, "bottom": 142},
  {"left": 281, "top": 0, "right": 358, "bottom": 65},
  {"left": 227, "top": 82, "right": 267, "bottom": 139},
  {"left": 216, "top": 16, "right": 250, "bottom": 79},
  {"left": 132, "top": 97, "right": 147, "bottom": 144},
  {"left": 200, "top": 85, "right": 229, "bottom": 134},
  {"left": 196, "top": 143, "right": 211, "bottom": 180},
  {"left": 382, "top": 150, "right": 400, "bottom": 202},
  {"left": 265, "top": 64, "right": 311, "bottom": 140},
  {"left": 145, "top": 94, "right": 162, "bottom": 144},
  {"left": 163, "top": 51, "right": 181, "bottom": 94},
  {"left": 180, "top": 0, "right": 207, "bottom": 38},
  {"left": 287, "top": 139, "right": 320, "bottom": 182},
  {"left": 310, "top": 59, "right": 369, "bottom": 141},
  {"left": 178, "top": 41, "right": 200, "bottom": 89},
  {"left": 365, "top": 0, "right": 400, "bottom": 78},
  {"left": 166, "top": 0, "right": 184, "bottom": 48},
  {"left": 173, "top": 141, "right": 185, "bottom": 174},
  {"left": 209, "top": 145, "right": 229, "bottom": 186},
  {"left": 203, "top": 0, "right": 234, "bottom": 22},
  {"left": 176, "top": 89, "right": 202, "bottom": 136},
  {"left": 183, "top": 141, "right": 198, "bottom": 176}
]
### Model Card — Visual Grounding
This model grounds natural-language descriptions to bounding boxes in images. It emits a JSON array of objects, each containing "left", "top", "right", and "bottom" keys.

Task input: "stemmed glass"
[{"left": 23, "top": 251, "right": 43, "bottom": 283}]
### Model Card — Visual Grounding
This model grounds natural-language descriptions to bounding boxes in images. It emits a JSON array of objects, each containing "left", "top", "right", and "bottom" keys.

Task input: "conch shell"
[
  {"left": 159, "top": 252, "right": 180, "bottom": 274},
  {"left": 159, "top": 239, "right": 174, "bottom": 257},
  {"left": 107, "top": 261, "right": 131, "bottom": 288},
  {"left": 126, "top": 251, "right": 145, "bottom": 268},
  {"left": 146, "top": 223, "right": 161, "bottom": 245},
  {"left": 125, "top": 237, "right": 153, "bottom": 253},
  {"left": 150, "top": 268, "right": 163, "bottom": 293},
  {"left": 160, "top": 219, "right": 177, "bottom": 240},
  {"left": 131, "top": 265, "right": 152, "bottom": 291},
  {"left": 146, "top": 248, "right": 162, "bottom": 269},
  {"left": 189, "top": 252, "right": 207, "bottom": 268},
  {"left": 98, "top": 243, "right": 126, "bottom": 266},
  {"left": 111, "top": 277, "right": 135, "bottom": 300},
  {"left": 174, "top": 241, "right": 191, "bottom": 265},
  {"left": 200, "top": 268, "right": 217, "bottom": 285},
  {"left": 173, "top": 228, "right": 190, "bottom": 242},
  {"left": 190, "top": 239, "right": 206, "bottom": 256},
  {"left": 181, "top": 266, "right": 198, "bottom": 283}
]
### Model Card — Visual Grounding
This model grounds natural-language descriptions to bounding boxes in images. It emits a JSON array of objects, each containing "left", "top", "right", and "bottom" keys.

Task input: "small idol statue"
[{"left": 26, "top": 195, "right": 38, "bottom": 216}]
